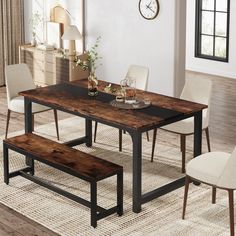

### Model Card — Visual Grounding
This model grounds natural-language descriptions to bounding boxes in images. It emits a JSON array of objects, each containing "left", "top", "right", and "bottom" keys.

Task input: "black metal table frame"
[{"left": 24, "top": 95, "right": 202, "bottom": 214}]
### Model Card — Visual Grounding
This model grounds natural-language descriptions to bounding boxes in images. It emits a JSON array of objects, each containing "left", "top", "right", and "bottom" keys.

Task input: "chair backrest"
[
  {"left": 180, "top": 77, "right": 212, "bottom": 127},
  {"left": 5, "top": 64, "right": 36, "bottom": 106},
  {"left": 217, "top": 146, "right": 236, "bottom": 189},
  {"left": 125, "top": 65, "right": 149, "bottom": 90}
]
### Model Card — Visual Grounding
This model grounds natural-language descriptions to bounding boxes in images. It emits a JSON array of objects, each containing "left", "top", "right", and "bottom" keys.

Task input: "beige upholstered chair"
[
  {"left": 151, "top": 77, "right": 212, "bottom": 173},
  {"left": 183, "top": 147, "right": 236, "bottom": 236},
  {"left": 94, "top": 65, "right": 149, "bottom": 150},
  {"left": 5, "top": 64, "right": 59, "bottom": 139},
  {"left": 125, "top": 65, "right": 149, "bottom": 90}
]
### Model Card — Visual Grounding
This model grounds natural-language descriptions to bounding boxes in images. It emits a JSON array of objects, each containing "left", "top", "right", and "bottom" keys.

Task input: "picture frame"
[{"left": 46, "top": 21, "right": 63, "bottom": 49}]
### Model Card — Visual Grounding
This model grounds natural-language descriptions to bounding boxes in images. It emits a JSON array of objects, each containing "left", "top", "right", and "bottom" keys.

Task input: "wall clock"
[{"left": 139, "top": 0, "right": 160, "bottom": 20}]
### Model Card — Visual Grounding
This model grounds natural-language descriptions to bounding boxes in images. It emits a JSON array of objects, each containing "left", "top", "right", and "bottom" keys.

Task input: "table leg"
[
  {"left": 3, "top": 144, "right": 9, "bottom": 185},
  {"left": 85, "top": 119, "right": 92, "bottom": 147},
  {"left": 194, "top": 111, "right": 202, "bottom": 157},
  {"left": 193, "top": 111, "right": 202, "bottom": 186},
  {"left": 24, "top": 98, "right": 33, "bottom": 133},
  {"left": 24, "top": 98, "right": 34, "bottom": 174},
  {"left": 131, "top": 131, "right": 142, "bottom": 213}
]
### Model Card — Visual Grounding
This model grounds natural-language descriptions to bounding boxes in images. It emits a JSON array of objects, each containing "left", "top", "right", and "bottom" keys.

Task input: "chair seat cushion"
[
  {"left": 162, "top": 117, "right": 195, "bottom": 134},
  {"left": 9, "top": 96, "right": 50, "bottom": 114},
  {"left": 162, "top": 110, "right": 208, "bottom": 134},
  {"left": 186, "top": 152, "right": 230, "bottom": 186}
]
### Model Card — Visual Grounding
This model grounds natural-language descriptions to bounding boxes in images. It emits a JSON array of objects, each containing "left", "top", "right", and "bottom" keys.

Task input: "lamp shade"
[{"left": 61, "top": 25, "right": 82, "bottom": 40}]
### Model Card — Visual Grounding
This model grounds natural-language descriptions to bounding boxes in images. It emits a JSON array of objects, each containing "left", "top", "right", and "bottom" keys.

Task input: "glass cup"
[
  {"left": 124, "top": 77, "right": 136, "bottom": 104},
  {"left": 143, "top": 98, "right": 151, "bottom": 105}
]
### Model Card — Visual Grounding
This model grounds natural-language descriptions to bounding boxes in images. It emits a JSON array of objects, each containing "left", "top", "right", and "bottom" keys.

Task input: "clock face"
[{"left": 139, "top": 0, "right": 160, "bottom": 20}]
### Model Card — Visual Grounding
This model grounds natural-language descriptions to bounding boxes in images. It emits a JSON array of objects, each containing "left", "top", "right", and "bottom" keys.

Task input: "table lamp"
[{"left": 61, "top": 25, "right": 82, "bottom": 56}]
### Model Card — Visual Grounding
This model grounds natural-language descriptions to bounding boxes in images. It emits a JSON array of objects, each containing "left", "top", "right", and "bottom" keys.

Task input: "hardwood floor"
[
  {"left": 0, "top": 72, "right": 235, "bottom": 235},
  {"left": 0, "top": 204, "right": 59, "bottom": 236}
]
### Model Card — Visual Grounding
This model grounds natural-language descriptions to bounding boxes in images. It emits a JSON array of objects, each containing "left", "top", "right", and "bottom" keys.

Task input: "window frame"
[{"left": 195, "top": 0, "right": 230, "bottom": 62}]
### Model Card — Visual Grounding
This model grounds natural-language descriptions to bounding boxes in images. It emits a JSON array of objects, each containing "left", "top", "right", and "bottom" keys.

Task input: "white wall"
[
  {"left": 85, "top": 0, "right": 184, "bottom": 95},
  {"left": 186, "top": 0, "right": 236, "bottom": 79}
]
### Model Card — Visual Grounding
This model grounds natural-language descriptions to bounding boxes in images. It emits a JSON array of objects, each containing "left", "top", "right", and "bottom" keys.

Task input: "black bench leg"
[
  {"left": 3, "top": 144, "right": 9, "bottom": 185},
  {"left": 91, "top": 181, "right": 97, "bottom": 228},
  {"left": 29, "top": 158, "right": 35, "bottom": 176},
  {"left": 117, "top": 171, "right": 123, "bottom": 216}
]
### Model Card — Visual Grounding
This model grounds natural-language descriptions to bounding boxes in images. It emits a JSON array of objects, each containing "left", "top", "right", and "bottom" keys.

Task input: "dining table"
[{"left": 20, "top": 78, "right": 207, "bottom": 213}]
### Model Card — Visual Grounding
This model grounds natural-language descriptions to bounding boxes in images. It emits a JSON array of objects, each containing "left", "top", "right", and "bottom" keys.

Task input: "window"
[{"left": 195, "top": 0, "right": 230, "bottom": 62}]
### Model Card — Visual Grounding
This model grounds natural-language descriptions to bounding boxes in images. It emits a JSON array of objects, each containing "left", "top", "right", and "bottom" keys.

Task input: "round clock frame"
[{"left": 139, "top": 0, "right": 160, "bottom": 20}]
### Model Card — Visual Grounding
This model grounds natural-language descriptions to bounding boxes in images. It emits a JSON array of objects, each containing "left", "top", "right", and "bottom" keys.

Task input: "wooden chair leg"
[
  {"left": 94, "top": 121, "right": 98, "bottom": 142},
  {"left": 151, "top": 128, "right": 157, "bottom": 162},
  {"left": 212, "top": 187, "right": 216, "bottom": 204},
  {"left": 94, "top": 123, "right": 123, "bottom": 150},
  {"left": 119, "top": 129, "right": 122, "bottom": 152},
  {"left": 205, "top": 127, "right": 211, "bottom": 152},
  {"left": 228, "top": 190, "right": 234, "bottom": 236},
  {"left": 53, "top": 109, "right": 59, "bottom": 140},
  {"left": 5, "top": 110, "right": 11, "bottom": 139},
  {"left": 180, "top": 134, "right": 183, "bottom": 152},
  {"left": 146, "top": 131, "right": 150, "bottom": 142},
  {"left": 180, "top": 134, "right": 186, "bottom": 173},
  {"left": 182, "top": 176, "right": 191, "bottom": 220}
]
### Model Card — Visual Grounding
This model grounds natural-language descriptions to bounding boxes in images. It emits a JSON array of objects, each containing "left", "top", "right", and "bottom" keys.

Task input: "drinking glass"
[{"left": 125, "top": 77, "right": 136, "bottom": 104}]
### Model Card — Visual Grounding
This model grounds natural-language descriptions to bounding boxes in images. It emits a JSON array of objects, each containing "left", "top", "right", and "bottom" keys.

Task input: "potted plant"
[
  {"left": 29, "top": 11, "right": 43, "bottom": 46},
  {"left": 74, "top": 36, "right": 102, "bottom": 96}
]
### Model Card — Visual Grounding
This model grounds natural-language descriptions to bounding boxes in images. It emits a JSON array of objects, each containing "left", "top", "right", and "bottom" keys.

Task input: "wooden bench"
[{"left": 3, "top": 133, "right": 123, "bottom": 228}]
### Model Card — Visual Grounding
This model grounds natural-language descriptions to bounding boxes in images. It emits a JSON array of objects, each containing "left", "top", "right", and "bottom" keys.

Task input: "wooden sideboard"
[{"left": 19, "top": 45, "right": 89, "bottom": 86}]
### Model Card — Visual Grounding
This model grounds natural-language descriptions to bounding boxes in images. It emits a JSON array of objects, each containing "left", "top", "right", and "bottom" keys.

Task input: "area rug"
[{"left": 0, "top": 117, "right": 231, "bottom": 235}]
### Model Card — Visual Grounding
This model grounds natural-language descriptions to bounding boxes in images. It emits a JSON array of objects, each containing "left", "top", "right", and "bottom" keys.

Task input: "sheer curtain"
[{"left": 0, "top": 0, "right": 25, "bottom": 86}]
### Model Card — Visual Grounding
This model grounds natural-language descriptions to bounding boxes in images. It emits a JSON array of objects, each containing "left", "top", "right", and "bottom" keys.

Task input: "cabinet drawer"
[
  {"left": 44, "top": 71, "right": 55, "bottom": 85},
  {"left": 34, "top": 69, "right": 45, "bottom": 84},
  {"left": 45, "top": 62, "right": 54, "bottom": 73},
  {"left": 34, "top": 69, "right": 55, "bottom": 85},
  {"left": 45, "top": 54, "right": 54, "bottom": 63},
  {"left": 34, "top": 61, "right": 44, "bottom": 71},
  {"left": 34, "top": 61, "right": 54, "bottom": 73},
  {"left": 34, "top": 50, "right": 54, "bottom": 63},
  {"left": 34, "top": 50, "right": 46, "bottom": 61}
]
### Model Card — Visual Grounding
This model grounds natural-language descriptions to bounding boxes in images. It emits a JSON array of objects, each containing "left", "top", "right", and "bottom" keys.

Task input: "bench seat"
[
  {"left": 4, "top": 133, "right": 122, "bottom": 181},
  {"left": 3, "top": 133, "right": 123, "bottom": 228}
]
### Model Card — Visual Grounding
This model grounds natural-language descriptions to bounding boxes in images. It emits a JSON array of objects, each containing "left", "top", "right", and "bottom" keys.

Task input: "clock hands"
[
  {"left": 146, "top": 1, "right": 152, "bottom": 8},
  {"left": 146, "top": 4, "right": 155, "bottom": 14}
]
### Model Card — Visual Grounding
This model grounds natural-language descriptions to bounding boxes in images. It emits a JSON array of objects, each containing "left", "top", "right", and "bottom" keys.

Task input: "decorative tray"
[{"left": 110, "top": 99, "right": 151, "bottom": 110}]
